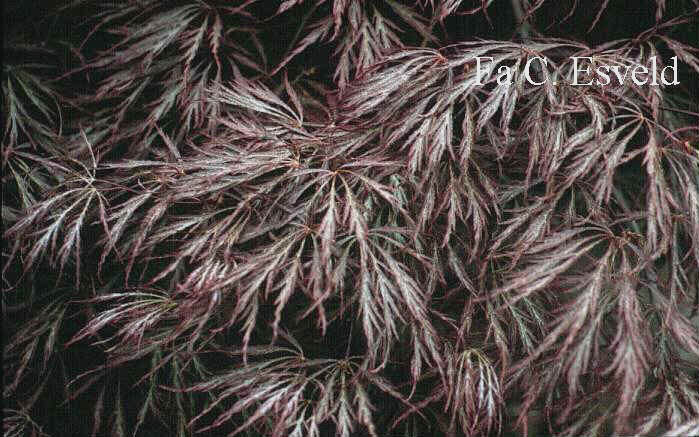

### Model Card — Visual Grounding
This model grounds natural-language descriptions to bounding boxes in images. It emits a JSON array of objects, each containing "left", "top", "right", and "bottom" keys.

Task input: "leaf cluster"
[{"left": 3, "top": 1, "right": 699, "bottom": 436}]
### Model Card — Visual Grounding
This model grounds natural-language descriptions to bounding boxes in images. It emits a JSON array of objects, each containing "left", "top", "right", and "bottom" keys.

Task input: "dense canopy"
[{"left": 3, "top": 1, "right": 699, "bottom": 436}]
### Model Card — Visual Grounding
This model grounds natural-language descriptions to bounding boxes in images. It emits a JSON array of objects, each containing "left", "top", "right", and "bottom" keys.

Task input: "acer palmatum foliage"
[{"left": 3, "top": 1, "right": 699, "bottom": 436}]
